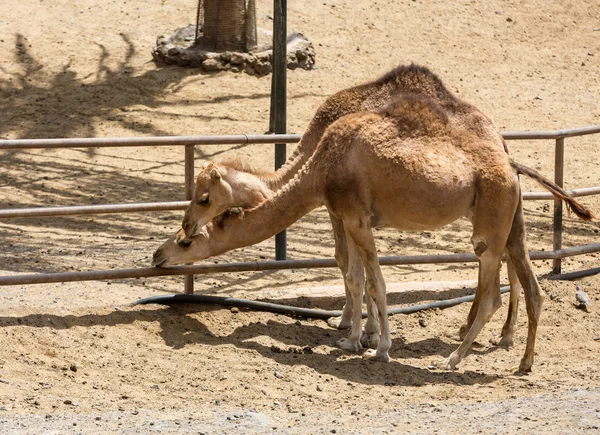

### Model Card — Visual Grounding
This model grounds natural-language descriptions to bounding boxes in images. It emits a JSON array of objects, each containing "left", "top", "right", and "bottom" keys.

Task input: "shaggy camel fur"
[
  {"left": 153, "top": 94, "right": 593, "bottom": 372},
  {"left": 177, "top": 65, "right": 593, "bottom": 349}
]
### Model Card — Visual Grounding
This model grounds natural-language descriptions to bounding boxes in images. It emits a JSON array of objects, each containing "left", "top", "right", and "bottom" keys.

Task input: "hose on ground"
[{"left": 135, "top": 285, "right": 511, "bottom": 320}]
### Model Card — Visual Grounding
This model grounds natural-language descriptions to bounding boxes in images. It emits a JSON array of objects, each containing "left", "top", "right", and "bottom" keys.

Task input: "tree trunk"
[{"left": 201, "top": 0, "right": 254, "bottom": 52}]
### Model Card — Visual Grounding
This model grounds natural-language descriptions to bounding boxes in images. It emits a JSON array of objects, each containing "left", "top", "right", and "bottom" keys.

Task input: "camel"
[
  {"left": 152, "top": 94, "right": 593, "bottom": 372},
  {"left": 176, "top": 65, "right": 593, "bottom": 349}
]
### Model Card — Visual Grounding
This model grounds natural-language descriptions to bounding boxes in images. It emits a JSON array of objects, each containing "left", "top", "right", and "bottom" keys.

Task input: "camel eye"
[
  {"left": 178, "top": 239, "right": 192, "bottom": 248},
  {"left": 198, "top": 195, "right": 209, "bottom": 206}
]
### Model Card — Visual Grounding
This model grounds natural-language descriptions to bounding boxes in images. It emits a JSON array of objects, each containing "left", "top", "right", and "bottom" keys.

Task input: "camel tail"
[{"left": 511, "top": 159, "right": 595, "bottom": 221}]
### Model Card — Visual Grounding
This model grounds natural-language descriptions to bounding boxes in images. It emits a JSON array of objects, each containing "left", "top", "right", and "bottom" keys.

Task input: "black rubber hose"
[{"left": 135, "top": 285, "right": 511, "bottom": 320}]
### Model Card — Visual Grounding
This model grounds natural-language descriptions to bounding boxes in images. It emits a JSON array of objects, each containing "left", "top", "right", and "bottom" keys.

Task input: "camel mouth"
[
  {"left": 152, "top": 257, "right": 168, "bottom": 268},
  {"left": 151, "top": 249, "right": 169, "bottom": 268}
]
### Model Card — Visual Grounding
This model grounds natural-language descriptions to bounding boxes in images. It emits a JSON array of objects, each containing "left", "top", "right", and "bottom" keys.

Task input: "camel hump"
[
  {"left": 375, "top": 93, "right": 450, "bottom": 136},
  {"left": 373, "top": 63, "right": 456, "bottom": 103}
]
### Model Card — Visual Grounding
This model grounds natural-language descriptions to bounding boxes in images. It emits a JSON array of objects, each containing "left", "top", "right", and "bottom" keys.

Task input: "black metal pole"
[
  {"left": 184, "top": 144, "right": 195, "bottom": 294},
  {"left": 272, "top": 0, "right": 287, "bottom": 260}
]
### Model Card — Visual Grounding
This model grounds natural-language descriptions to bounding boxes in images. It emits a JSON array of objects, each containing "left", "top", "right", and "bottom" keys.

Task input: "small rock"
[
  {"left": 419, "top": 318, "right": 427, "bottom": 327},
  {"left": 70, "top": 364, "right": 77, "bottom": 372},
  {"left": 63, "top": 399, "right": 73, "bottom": 405},
  {"left": 231, "top": 307, "right": 239, "bottom": 314},
  {"left": 316, "top": 385, "right": 323, "bottom": 392},
  {"left": 202, "top": 58, "right": 225, "bottom": 72},
  {"left": 274, "top": 370, "right": 284, "bottom": 379},
  {"left": 167, "top": 46, "right": 182, "bottom": 56}
]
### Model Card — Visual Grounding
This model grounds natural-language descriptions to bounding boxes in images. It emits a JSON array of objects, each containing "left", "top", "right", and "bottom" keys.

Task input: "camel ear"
[{"left": 210, "top": 168, "right": 221, "bottom": 180}]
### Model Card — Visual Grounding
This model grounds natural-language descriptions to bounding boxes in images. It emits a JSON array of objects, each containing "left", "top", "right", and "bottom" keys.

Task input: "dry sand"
[{"left": 1, "top": 0, "right": 600, "bottom": 433}]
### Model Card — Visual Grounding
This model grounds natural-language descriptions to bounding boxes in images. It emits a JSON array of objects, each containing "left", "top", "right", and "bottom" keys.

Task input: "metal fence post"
[
  {"left": 553, "top": 138, "right": 565, "bottom": 274},
  {"left": 184, "top": 144, "right": 195, "bottom": 294},
  {"left": 272, "top": 0, "right": 287, "bottom": 261}
]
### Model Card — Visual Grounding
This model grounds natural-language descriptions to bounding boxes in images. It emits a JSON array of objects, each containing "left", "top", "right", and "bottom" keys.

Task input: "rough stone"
[
  {"left": 189, "top": 55, "right": 202, "bottom": 68},
  {"left": 152, "top": 26, "right": 316, "bottom": 76},
  {"left": 167, "top": 46, "right": 182, "bottom": 56},
  {"left": 254, "top": 61, "right": 272, "bottom": 76},
  {"left": 202, "top": 58, "right": 225, "bottom": 72}
]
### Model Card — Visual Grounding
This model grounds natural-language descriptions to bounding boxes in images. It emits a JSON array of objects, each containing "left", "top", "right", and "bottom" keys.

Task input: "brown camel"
[
  {"left": 153, "top": 94, "right": 593, "bottom": 372},
  {"left": 177, "top": 65, "right": 592, "bottom": 349}
]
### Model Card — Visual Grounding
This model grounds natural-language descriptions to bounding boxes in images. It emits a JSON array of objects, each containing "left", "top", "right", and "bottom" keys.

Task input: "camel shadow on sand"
[{"left": 0, "top": 301, "right": 511, "bottom": 388}]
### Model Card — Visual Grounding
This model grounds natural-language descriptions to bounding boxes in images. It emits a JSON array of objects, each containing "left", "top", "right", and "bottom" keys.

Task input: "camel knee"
[
  {"left": 345, "top": 269, "right": 364, "bottom": 295},
  {"left": 471, "top": 234, "right": 488, "bottom": 257}
]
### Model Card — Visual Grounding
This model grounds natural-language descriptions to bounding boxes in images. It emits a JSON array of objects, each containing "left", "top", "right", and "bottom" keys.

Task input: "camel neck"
[
  {"left": 266, "top": 118, "right": 327, "bottom": 191},
  {"left": 207, "top": 164, "right": 323, "bottom": 256}
]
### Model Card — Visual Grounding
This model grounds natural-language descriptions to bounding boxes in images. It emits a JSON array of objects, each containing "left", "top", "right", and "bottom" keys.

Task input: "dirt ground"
[{"left": 1, "top": 0, "right": 600, "bottom": 433}]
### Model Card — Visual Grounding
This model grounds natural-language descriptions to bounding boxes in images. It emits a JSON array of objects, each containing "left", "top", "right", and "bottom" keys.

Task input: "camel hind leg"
[
  {"left": 459, "top": 257, "right": 521, "bottom": 347},
  {"left": 438, "top": 186, "right": 517, "bottom": 370},
  {"left": 490, "top": 257, "right": 522, "bottom": 347},
  {"left": 504, "top": 195, "right": 545, "bottom": 373}
]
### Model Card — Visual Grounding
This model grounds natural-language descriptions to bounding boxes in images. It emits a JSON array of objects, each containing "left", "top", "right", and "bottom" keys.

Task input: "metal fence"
[{"left": 1, "top": 126, "right": 600, "bottom": 293}]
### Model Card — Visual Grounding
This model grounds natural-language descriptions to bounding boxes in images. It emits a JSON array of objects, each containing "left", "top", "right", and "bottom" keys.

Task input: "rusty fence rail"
[{"left": 1, "top": 127, "right": 600, "bottom": 291}]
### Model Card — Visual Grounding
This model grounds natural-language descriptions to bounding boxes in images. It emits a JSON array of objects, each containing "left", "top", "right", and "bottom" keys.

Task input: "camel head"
[
  {"left": 181, "top": 162, "right": 234, "bottom": 240},
  {"left": 152, "top": 225, "right": 212, "bottom": 267}
]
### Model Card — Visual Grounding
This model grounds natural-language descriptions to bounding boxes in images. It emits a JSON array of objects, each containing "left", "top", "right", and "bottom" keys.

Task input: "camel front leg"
[
  {"left": 335, "top": 235, "right": 365, "bottom": 353},
  {"left": 326, "top": 213, "right": 354, "bottom": 330},
  {"left": 345, "top": 225, "right": 391, "bottom": 362}
]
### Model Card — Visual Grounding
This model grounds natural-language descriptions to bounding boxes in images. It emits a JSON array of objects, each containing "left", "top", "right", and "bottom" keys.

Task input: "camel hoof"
[
  {"left": 433, "top": 355, "right": 458, "bottom": 371},
  {"left": 518, "top": 360, "right": 533, "bottom": 374},
  {"left": 336, "top": 337, "right": 362, "bottom": 353},
  {"left": 362, "top": 349, "right": 390, "bottom": 363},
  {"left": 360, "top": 332, "right": 380, "bottom": 349},
  {"left": 444, "top": 331, "right": 464, "bottom": 343},
  {"left": 490, "top": 335, "right": 513, "bottom": 347},
  {"left": 327, "top": 316, "right": 351, "bottom": 330}
]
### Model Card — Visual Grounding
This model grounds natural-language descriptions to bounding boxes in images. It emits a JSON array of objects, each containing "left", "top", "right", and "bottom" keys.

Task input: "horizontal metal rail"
[
  {"left": 0, "top": 134, "right": 303, "bottom": 150},
  {"left": 1, "top": 126, "right": 599, "bottom": 150},
  {"left": 522, "top": 186, "right": 600, "bottom": 201},
  {"left": 501, "top": 125, "right": 600, "bottom": 140},
  {"left": 1, "top": 243, "right": 599, "bottom": 287},
  {"left": 1, "top": 125, "right": 599, "bottom": 291},
  {"left": 2, "top": 184, "right": 599, "bottom": 220},
  {"left": 0, "top": 201, "right": 190, "bottom": 218}
]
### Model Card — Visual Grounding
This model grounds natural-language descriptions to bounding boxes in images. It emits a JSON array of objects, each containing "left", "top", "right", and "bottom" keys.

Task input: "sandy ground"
[{"left": 1, "top": 0, "right": 600, "bottom": 433}]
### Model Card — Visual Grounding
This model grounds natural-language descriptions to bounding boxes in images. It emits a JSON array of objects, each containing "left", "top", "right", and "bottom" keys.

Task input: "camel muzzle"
[{"left": 152, "top": 248, "right": 168, "bottom": 267}]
